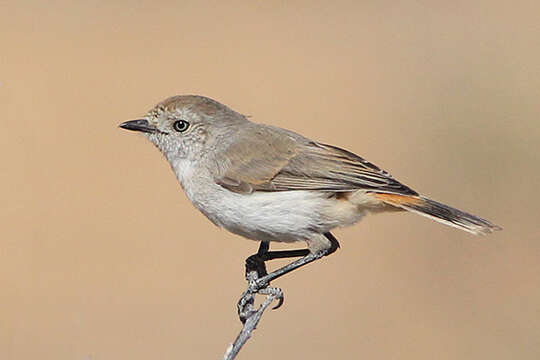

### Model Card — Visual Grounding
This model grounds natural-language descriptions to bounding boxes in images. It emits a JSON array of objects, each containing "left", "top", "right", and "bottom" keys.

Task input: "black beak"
[{"left": 119, "top": 119, "right": 160, "bottom": 134}]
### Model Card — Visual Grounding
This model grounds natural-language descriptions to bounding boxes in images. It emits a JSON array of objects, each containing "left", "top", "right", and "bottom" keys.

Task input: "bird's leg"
[
  {"left": 238, "top": 241, "right": 294, "bottom": 322},
  {"left": 244, "top": 241, "right": 271, "bottom": 278},
  {"left": 237, "top": 241, "right": 270, "bottom": 322},
  {"left": 254, "top": 232, "right": 340, "bottom": 289},
  {"left": 237, "top": 233, "right": 340, "bottom": 322},
  {"left": 245, "top": 241, "right": 311, "bottom": 278}
]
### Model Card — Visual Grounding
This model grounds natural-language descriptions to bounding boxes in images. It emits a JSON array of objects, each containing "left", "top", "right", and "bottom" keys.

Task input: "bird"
[{"left": 119, "top": 95, "right": 501, "bottom": 317}]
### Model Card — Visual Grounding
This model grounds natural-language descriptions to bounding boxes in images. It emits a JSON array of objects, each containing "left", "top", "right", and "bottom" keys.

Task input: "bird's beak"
[{"left": 119, "top": 119, "right": 159, "bottom": 134}]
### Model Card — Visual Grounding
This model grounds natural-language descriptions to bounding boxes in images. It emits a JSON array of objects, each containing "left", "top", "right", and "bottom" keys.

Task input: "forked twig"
[{"left": 223, "top": 270, "right": 281, "bottom": 360}]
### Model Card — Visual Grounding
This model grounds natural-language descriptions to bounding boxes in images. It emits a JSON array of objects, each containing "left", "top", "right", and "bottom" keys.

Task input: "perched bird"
[{"left": 120, "top": 95, "right": 501, "bottom": 313}]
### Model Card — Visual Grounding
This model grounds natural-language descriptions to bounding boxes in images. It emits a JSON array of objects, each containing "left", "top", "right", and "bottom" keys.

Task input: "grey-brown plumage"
[
  {"left": 217, "top": 129, "right": 417, "bottom": 196},
  {"left": 121, "top": 95, "right": 501, "bottom": 242},
  {"left": 120, "top": 94, "right": 501, "bottom": 328}
]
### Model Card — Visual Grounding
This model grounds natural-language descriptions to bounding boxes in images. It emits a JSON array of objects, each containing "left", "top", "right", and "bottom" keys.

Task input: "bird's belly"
[{"left": 190, "top": 186, "right": 366, "bottom": 242}]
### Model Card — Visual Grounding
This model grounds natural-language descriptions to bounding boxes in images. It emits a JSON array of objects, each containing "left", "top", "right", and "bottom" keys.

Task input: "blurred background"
[{"left": 1, "top": 1, "right": 539, "bottom": 359}]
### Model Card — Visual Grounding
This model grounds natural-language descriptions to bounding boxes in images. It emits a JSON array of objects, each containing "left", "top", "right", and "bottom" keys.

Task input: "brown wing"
[
  {"left": 216, "top": 126, "right": 417, "bottom": 196},
  {"left": 214, "top": 125, "right": 299, "bottom": 193}
]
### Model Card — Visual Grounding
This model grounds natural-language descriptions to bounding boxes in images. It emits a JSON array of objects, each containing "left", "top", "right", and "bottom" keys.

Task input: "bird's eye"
[{"left": 172, "top": 120, "right": 190, "bottom": 132}]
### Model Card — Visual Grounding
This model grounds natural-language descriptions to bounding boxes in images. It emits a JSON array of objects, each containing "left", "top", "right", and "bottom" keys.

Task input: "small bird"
[{"left": 120, "top": 95, "right": 501, "bottom": 312}]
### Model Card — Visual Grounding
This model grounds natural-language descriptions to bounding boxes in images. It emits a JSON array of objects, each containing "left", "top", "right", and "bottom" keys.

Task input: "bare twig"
[{"left": 223, "top": 270, "right": 282, "bottom": 360}]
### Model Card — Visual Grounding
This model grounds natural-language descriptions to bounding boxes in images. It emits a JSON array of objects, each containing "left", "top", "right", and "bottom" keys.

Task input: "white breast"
[{"left": 172, "top": 159, "right": 366, "bottom": 243}]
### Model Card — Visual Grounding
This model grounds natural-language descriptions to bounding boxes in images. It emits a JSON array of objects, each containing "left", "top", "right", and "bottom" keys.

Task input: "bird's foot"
[{"left": 237, "top": 273, "right": 284, "bottom": 323}]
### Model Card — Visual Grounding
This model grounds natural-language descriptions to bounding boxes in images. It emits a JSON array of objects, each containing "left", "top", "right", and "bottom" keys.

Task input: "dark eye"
[{"left": 172, "top": 120, "right": 190, "bottom": 132}]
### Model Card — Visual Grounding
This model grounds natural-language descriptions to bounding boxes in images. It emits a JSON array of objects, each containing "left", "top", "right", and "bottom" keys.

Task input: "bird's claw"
[
  {"left": 259, "top": 286, "right": 284, "bottom": 310},
  {"left": 237, "top": 279, "right": 284, "bottom": 322}
]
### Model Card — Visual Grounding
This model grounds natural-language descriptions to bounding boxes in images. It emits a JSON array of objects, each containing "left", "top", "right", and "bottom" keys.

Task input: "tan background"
[{"left": 1, "top": 1, "right": 539, "bottom": 359}]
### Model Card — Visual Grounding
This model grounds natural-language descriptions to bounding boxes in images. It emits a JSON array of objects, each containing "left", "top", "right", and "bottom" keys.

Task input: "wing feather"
[{"left": 215, "top": 126, "right": 417, "bottom": 196}]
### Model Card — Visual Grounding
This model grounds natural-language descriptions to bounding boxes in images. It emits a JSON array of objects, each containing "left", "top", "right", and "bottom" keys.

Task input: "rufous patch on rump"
[{"left": 371, "top": 193, "right": 423, "bottom": 206}]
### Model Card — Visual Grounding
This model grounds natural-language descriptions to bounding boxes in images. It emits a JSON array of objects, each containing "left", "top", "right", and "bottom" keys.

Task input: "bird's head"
[{"left": 120, "top": 95, "right": 247, "bottom": 164}]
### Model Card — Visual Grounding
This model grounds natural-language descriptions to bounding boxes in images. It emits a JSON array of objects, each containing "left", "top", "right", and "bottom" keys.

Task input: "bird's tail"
[{"left": 373, "top": 193, "right": 502, "bottom": 235}]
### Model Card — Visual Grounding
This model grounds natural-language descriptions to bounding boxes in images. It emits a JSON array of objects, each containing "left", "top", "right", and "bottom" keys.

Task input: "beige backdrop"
[{"left": 2, "top": 1, "right": 539, "bottom": 359}]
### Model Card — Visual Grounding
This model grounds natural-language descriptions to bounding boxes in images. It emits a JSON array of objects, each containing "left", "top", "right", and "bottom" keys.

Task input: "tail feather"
[{"left": 374, "top": 193, "right": 502, "bottom": 235}]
